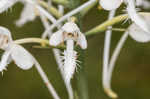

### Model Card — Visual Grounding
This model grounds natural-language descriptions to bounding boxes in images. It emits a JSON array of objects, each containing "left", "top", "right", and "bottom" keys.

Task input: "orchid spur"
[{"left": 102, "top": 10, "right": 117, "bottom": 99}]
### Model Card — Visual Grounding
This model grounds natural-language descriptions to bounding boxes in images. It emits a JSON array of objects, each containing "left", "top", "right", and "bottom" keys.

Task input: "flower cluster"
[{"left": 0, "top": 0, "right": 150, "bottom": 99}]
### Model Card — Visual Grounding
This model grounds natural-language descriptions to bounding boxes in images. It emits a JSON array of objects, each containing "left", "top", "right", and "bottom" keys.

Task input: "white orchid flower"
[
  {"left": 50, "top": 21, "right": 87, "bottom": 83},
  {"left": 0, "top": 26, "right": 34, "bottom": 72},
  {"left": 50, "top": 21, "right": 87, "bottom": 99},
  {"left": 0, "top": 26, "right": 60, "bottom": 99}
]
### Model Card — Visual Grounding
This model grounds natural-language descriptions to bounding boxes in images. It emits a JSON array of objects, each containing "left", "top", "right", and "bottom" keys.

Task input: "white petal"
[
  {"left": 0, "top": 49, "right": 12, "bottom": 72},
  {"left": 11, "top": 44, "right": 34, "bottom": 70},
  {"left": 62, "top": 22, "right": 80, "bottom": 33},
  {"left": 49, "top": 30, "right": 64, "bottom": 46},
  {"left": 0, "top": 0, "right": 18, "bottom": 13},
  {"left": 16, "top": 3, "right": 36, "bottom": 26},
  {"left": 99, "top": 0, "right": 122, "bottom": 10},
  {"left": 128, "top": 23, "right": 150, "bottom": 42},
  {"left": 126, "top": 0, "right": 150, "bottom": 33},
  {"left": 77, "top": 32, "right": 87, "bottom": 49}
]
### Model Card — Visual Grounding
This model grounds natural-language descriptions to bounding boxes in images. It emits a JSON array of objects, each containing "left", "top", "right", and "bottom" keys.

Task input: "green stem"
[
  {"left": 85, "top": 12, "right": 150, "bottom": 36},
  {"left": 14, "top": 38, "right": 65, "bottom": 49},
  {"left": 14, "top": 38, "right": 49, "bottom": 44},
  {"left": 85, "top": 14, "right": 128, "bottom": 36}
]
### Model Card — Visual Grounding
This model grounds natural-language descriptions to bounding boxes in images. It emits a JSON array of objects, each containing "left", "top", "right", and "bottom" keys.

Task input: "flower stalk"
[
  {"left": 14, "top": 38, "right": 65, "bottom": 49},
  {"left": 33, "top": 57, "right": 60, "bottom": 99},
  {"left": 38, "top": 0, "right": 63, "bottom": 18}
]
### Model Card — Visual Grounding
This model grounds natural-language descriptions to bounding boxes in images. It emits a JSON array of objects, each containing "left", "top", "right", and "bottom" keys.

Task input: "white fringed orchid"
[
  {"left": 50, "top": 21, "right": 87, "bottom": 83},
  {"left": 50, "top": 21, "right": 87, "bottom": 99},
  {"left": 0, "top": 26, "right": 34, "bottom": 72}
]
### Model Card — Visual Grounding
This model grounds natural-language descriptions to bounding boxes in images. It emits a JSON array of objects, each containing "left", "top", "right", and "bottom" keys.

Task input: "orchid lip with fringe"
[{"left": 50, "top": 21, "right": 87, "bottom": 83}]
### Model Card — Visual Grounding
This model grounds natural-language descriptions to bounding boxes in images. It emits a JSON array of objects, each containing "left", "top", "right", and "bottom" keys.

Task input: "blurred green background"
[{"left": 0, "top": 1, "right": 150, "bottom": 99}]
